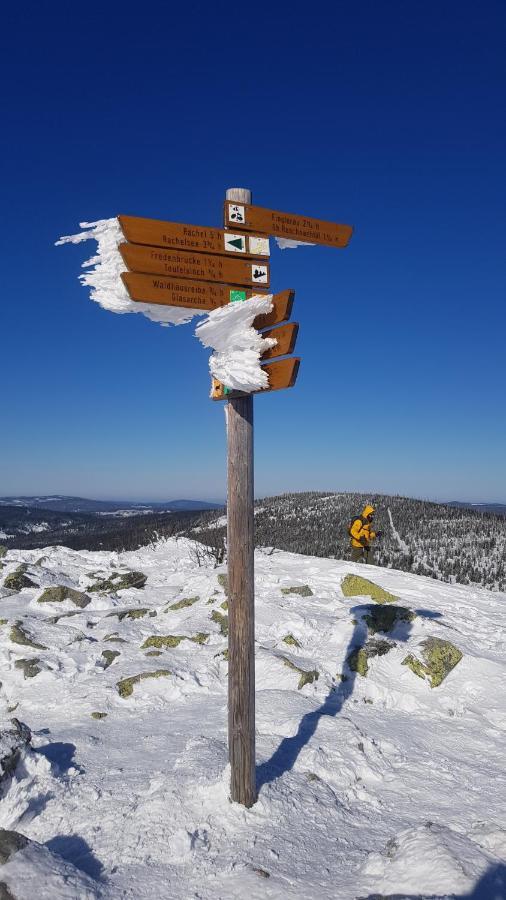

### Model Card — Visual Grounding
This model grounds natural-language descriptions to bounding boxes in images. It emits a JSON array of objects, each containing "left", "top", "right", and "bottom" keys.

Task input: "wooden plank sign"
[
  {"left": 224, "top": 201, "right": 353, "bottom": 248},
  {"left": 253, "top": 290, "right": 294, "bottom": 330},
  {"left": 121, "top": 272, "right": 267, "bottom": 310},
  {"left": 118, "top": 215, "right": 270, "bottom": 259},
  {"left": 120, "top": 242, "right": 269, "bottom": 288},
  {"left": 260, "top": 323, "right": 299, "bottom": 361},
  {"left": 211, "top": 357, "right": 300, "bottom": 400}
]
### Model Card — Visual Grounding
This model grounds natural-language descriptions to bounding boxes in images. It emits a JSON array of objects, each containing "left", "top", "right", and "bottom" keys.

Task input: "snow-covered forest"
[{"left": 194, "top": 493, "right": 506, "bottom": 592}]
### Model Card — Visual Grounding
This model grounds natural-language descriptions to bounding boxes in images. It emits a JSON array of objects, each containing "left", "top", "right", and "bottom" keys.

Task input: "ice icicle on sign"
[
  {"left": 56, "top": 218, "right": 199, "bottom": 326},
  {"left": 196, "top": 294, "right": 276, "bottom": 393},
  {"left": 57, "top": 219, "right": 276, "bottom": 390}
]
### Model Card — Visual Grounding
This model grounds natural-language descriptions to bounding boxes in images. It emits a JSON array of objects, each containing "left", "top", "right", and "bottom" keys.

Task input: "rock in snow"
[{"left": 0, "top": 538, "right": 505, "bottom": 899}]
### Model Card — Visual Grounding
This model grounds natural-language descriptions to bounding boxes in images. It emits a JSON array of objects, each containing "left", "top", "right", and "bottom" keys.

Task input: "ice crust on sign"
[
  {"left": 56, "top": 218, "right": 201, "bottom": 326},
  {"left": 196, "top": 295, "right": 276, "bottom": 392},
  {"left": 276, "top": 237, "right": 315, "bottom": 249}
]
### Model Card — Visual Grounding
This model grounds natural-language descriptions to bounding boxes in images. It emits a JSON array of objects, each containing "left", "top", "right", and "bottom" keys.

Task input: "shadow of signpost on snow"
[{"left": 257, "top": 604, "right": 441, "bottom": 792}]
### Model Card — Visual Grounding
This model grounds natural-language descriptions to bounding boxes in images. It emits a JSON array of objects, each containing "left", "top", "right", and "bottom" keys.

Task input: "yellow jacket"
[{"left": 350, "top": 505, "right": 377, "bottom": 549}]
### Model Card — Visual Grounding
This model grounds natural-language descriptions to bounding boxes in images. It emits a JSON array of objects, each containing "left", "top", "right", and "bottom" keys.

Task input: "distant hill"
[
  {"left": 192, "top": 492, "right": 506, "bottom": 593},
  {"left": 447, "top": 501, "right": 506, "bottom": 516},
  {"left": 0, "top": 495, "right": 222, "bottom": 515}
]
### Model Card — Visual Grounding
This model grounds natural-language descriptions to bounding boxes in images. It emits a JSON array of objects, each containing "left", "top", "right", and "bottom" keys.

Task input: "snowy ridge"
[{"left": 0, "top": 539, "right": 505, "bottom": 898}]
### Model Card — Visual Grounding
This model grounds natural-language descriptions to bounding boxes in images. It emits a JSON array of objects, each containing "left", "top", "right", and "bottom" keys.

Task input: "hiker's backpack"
[{"left": 348, "top": 515, "right": 366, "bottom": 538}]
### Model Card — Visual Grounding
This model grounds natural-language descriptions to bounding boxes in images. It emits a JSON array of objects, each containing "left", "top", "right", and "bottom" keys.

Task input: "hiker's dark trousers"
[{"left": 351, "top": 546, "right": 373, "bottom": 564}]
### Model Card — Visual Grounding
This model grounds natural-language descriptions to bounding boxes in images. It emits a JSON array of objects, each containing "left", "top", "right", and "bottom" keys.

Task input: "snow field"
[{"left": 0, "top": 539, "right": 505, "bottom": 898}]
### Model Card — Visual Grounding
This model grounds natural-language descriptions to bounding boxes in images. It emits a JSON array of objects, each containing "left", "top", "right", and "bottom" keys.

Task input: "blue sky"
[{"left": 1, "top": 1, "right": 505, "bottom": 502}]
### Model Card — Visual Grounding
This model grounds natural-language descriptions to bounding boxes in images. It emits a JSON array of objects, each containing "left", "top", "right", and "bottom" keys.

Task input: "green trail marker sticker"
[{"left": 230, "top": 290, "right": 247, "bottom": 303}]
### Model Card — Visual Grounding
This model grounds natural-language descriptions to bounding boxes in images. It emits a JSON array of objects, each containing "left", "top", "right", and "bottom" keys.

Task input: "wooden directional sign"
[
  {"left": 260, "top": 322, "right": 299, "bottom": 361},
  {"left": 224, "top": 201, "right": 353, "bottom": 249},
  {"left": 118, "top": 215, "right": 270, "bottom": 259},
  {"left": 253, "top": 290, "right": 294, "bottom": 330},
  {"left": 122, "top": 272, "right": 268, "bottom": 310},
  {"left": 120, "top": 242, "right": 270, "bottom": 288},
  {"left": 211, "top": 357, "right": 300, "bottom": 400}
]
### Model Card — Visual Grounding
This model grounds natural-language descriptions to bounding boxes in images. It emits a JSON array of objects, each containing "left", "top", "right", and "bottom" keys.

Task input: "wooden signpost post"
[{"left": 62, "top": 189, "right": 351, "bottom": 811}]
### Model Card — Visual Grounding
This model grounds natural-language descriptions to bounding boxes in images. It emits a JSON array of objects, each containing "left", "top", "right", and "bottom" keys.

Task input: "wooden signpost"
[
  {"left": 224, "top": 200, "right": 353, "bottom": 248},
  {"left": 63, "top": 189, "right": 352, "bottom": 812}
]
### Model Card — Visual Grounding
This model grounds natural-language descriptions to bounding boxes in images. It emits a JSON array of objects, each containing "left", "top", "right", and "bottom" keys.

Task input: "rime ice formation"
[
  {"left": 196, "top": 295, "right": 276, "bottom": 392},
  {"left": 56, "top": 219, "right": 200, "bottom": 326}
]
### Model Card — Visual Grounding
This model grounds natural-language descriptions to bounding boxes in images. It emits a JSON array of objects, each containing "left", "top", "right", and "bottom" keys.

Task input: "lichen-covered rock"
[
  {"left": 117, "top": 669, "right": 171, "bottom": 698},
  {"left": 91, "top": 712, "right": 107, "bottom": 720},
  {"left": 145, "top": 650, "right": 163, "bottom": 657},
  {"left": 37, "top": 586, "right": 90, "bottom": 608},
  {"left": 341, "top": 574, "right": 398, "bottom": 604},
  {"left": 101, "top": 650, "right": 120, "bottom": 669},
  {"left": 88, "top": 570, "right": 147, "bottom": 593},
  {"left": 283, "top": 658, "right": 319, "bottom": 689},
  {"left": 0, "top": 619, "right": 7, "bottom": 627},
  {"left": 103, "top": 633, "right": 127, "bottom": 643},
  {"left": 3, "top": 565, "right": 36, "bottom": 592},
  {"left": 283, "top": 634, "right": 301, "bottom": 648},
  {"left": 14, "top": 658, "right": 41, "bottom": 679},
  {"left": 141, "top": 633, "right": 208, "bottom": 650},
  {"left": 363, "top": 604, "right": 415, "bottom": 634},
  {"left": 281, "top": 585, "right": 313, "bottom": 597},
  {"left": 168, "top": 596, "right": 199, "bottom": 611},
  {"left": 210, "top": 610, "right": 228, "bottom": 636},
  {"left": 9, "top": 623, "right": 46, "bottom": 650},
  {"left": 107, "top": 608, "right": 149, "bottom": 622},
  {"left": 0, "top": 547, "right": 7, "bottom": 559},
  {"left": 217, "top": 574, "right": 228, "bottom": 594},
  {"left": 347, "top": 638, "right": 395, "bottom": 677},
  {"left": 0, "top": 720, "right": 32, "bottom": 786},
  {"left": 402, "top": 637, "right": 463, "bottom": 688},
  {"left": 0, "top": 829, "right": 29, "bottom": 865}
]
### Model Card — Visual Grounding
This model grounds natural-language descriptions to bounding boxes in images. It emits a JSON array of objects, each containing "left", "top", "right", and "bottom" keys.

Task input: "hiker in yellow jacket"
[{"left": 349, "top": 504, "right": 383, "bottom": 563}]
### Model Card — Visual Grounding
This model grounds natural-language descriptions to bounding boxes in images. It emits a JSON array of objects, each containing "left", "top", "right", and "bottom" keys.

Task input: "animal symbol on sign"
[
  {"left": 229, "top": 205, "right": 245, "bottom": 223},
  {"left": 253, "top": 267, "right": 267, "bottom": 282}
]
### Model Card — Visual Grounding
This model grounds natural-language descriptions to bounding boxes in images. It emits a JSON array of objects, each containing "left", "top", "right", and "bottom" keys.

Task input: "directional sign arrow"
[
  {"left": 118, "top": 215, "right": 269, "bottom": 259},
  {"left": 120, "top": 242, "right": 270, "bottom": 288},
  {"left": 211, "top": 357, "right": 301, "bottom": 400},
  {"left": 121, "top": 272, "right": 269, "bottom": 310},
  {"left": 224, "top": 201, "right": 353, "bottom": 249},
  {"left": 252, "top": 290, "right": 295, "bottom": 330},
  {"left": 260, "top": 323, "right": 299, "bottom": 361}
]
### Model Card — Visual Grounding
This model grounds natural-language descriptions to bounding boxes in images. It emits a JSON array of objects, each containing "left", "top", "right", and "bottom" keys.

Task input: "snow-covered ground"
[{"left": 0, "top": 539, "right": 505, "bottom": 899}]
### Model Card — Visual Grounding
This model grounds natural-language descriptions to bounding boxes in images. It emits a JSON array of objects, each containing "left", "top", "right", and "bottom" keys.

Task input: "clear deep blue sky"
[{"left": 1, "top": 1, "right": 505, "bottom": 502}]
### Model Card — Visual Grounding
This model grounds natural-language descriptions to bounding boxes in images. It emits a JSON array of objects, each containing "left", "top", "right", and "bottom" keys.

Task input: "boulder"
[
  {"left": 281, "top": 585, "right": 313, "bottom": 597},
  {"left": 168, "top": 596, "right": 199, "bottom": 611},
  {"left": 283, "top": 658, "right": 319, "bottom": 689},
  {"left": 210, "top": 610, "right": 228, "bottom": 636},
  {"left": 347, "top": 638, "right": 396, "bottom": 677},
  {"left": 14, "top": 659, "right": 41, "bottom": 679},
  {"left": 3, "top": 565, "right": 36, "bottom": 592},
  {"left": 37, "top": 586, "right": 90, "bottom": 608},
  {"left": 363, "top": 604, "right": 415, "bottom": 634},
  {"left": 101, "top": 650, "right": 120, "bottom": 669},
  {"left": 88, "top": 570, "right": 147, "bottom": 593},
  {"left": 141, "top": 633, "right": 208, "bottom": 650},
  {"left": 402, "top": 637, "right": 462, "bottom": 688},
  {"left": 116, "top": 669, "right": 172, "bottom": 698},
  {"left": 341, "top": 574, "right": 398, "bottom": 604},
  {"left": 9, "top": 623, "right": 46, "bottom": 651},
  {"left": 0, "top": 720, "right": 31, "bottom": 786}
]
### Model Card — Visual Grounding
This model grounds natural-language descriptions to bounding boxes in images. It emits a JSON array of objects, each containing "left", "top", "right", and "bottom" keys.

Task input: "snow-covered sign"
[
  {"left": 119, "top": 242, "right": 270, "bottom": 287},
  {"left": 56, "top": 217, "right": 275, "bottom": 392},
  {"left": 224, "top": 199, "right": 353, "bottom": 249},
  {"left": 118, "top": 214, "right": 270, "bottom": 258}
]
